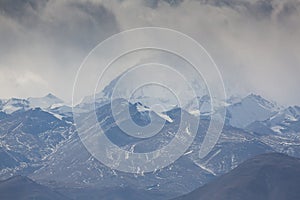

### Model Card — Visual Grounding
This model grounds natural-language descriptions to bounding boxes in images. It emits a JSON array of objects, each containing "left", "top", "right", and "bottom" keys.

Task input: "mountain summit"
[
  {"left": 27, "top": 93, "right": 64, "bottom": 109},
  {"left": 227, "top": 94, "right": 279, "bottom": 128}
]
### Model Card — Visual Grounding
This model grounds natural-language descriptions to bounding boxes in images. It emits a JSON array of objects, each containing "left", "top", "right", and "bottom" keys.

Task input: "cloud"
[
  {"left": 0, "top": 0, "right": 299, "bottom": 105},
  {"left": 0, "top": 0, "right": 119, "bottom": 101},
  {"left": 99, "top": 0, "right": 300, "bottom": 105},
  {"left": 0, "top": 66, "right": 50, "bottom": 99}
]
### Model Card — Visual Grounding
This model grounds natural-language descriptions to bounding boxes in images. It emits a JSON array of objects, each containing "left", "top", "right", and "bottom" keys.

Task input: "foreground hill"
[
  {"left": 174, "top": 153, "right": 300, "bottom": 200},
  {"left": 0, "top": 176, "right": 68, "bottom": 200}
]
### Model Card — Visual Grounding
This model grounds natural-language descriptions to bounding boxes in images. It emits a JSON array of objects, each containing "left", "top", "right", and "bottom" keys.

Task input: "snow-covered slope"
[
  {"left": 246, "top": 105, "right": 300, "bottom": 136},
  {"left": 269, "top": 106, "right": 300, "bottom": 126},
  {"left": 0, "top": 98, "right": 29, "bottom": 114}
]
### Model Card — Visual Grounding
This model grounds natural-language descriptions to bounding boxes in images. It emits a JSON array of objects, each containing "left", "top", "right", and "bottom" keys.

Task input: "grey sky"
[{"left": 0, "top": 0, "right": 299, "bottom": 106}]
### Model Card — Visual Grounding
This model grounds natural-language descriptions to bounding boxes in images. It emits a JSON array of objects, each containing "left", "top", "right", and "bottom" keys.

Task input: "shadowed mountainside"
[
  {"left": 0, "top": 175, "right": 69, "bottom": 200},
  {"left": 173, "top": 153, "right": 300, "bottom": 200}
]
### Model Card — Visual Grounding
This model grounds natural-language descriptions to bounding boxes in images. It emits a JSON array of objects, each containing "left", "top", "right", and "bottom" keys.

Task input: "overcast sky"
[{"left": 0, "top": 0, "right": 300, "bottom": 106}]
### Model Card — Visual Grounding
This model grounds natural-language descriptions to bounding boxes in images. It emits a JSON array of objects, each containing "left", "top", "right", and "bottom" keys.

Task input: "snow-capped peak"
[
  {"left": 227, "top": 94, "right": 280, "bottom": 128},
  {"left": 245, "top": 94, "right": 279, "bottom": 110},
  {"left": 27, "top": 93, "right": 64, "bottom": 109}
]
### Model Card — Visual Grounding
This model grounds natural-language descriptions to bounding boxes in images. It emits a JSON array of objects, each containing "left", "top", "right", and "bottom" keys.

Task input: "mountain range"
[{"left": 1, "top": 76, "right": 300, "bottom": 199}]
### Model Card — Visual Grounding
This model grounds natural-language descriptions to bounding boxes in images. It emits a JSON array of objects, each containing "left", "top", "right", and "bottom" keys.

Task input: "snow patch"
[{"left": 156, "top": 112, "right": 173, "bottom": 123}]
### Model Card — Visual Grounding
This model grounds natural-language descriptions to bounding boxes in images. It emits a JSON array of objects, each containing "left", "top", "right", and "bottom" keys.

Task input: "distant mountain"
[
  {"left": 0, "top": 176, "right": 68, "bottom": 200},
  {"left": 77, "top": 71, "right": 178, "bottom": 113},
  {"left": 0, "top": 93, "right": 65, "bottom": 114},
  {"left": 173, "top": 153, "right": 300, "bottom": 200},
  {"left": 227, "top": 94, "right": 279, "bottom": 128},
  {"left": 27, "top": 93, "right": 64, "bottom": 109}
]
